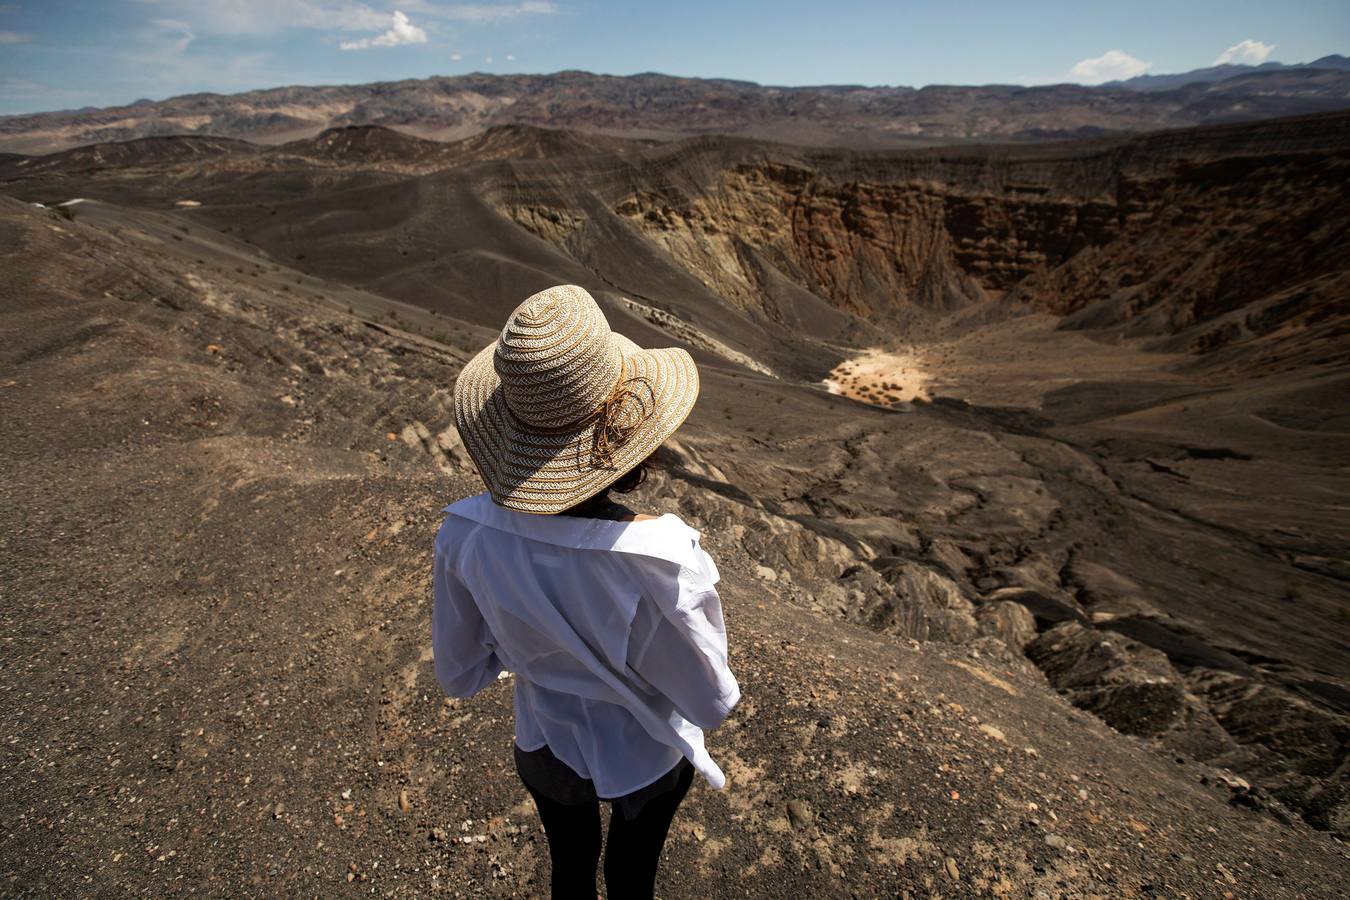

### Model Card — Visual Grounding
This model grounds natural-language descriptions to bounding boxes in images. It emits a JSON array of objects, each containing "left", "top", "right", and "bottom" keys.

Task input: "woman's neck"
[{"left": 558, "top": 494, "right": 652, "bottom": 522}]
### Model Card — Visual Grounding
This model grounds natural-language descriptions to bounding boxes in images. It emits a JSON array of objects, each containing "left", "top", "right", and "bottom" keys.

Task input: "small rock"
[
  {"left": 786, "top": 799, "right": 813, "bottom": 829},
  {"left": 978, "top": 723, "right": 1006, "bottom": 742},
  {"left": 975, "top": 600, "right": 1038, "bottom": 651},
  {"left": 1044, "top": 833, "right": 1067, "bottom": 850},
  {"left": 273, "top": 803, "right": 285, "bottom": 819},
  {"left": 398, "top": 788, "right": 411, "bottom": 813},
  {"left": 945, "top": 856, "right": 960, "bottom": 880},
  {"left": 340, "top": 789, "right": 352, "bottom": 800}
]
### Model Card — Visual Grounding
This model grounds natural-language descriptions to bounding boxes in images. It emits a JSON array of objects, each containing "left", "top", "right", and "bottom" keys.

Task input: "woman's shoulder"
[{"left": 612, "top": 515, "right": 718, "bottom": 587}]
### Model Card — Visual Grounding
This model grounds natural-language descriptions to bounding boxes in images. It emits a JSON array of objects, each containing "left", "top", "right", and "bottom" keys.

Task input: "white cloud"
[
  {"left": 402, "top": 1, "right": 558, "bottom": 23},
  {"left": 1068, "top": 49, "right": 1152, "bottom": 84},
  {"left": 505, "top": 53, "right": 514, "bottom": 60},
  {"left": 485, "top": 55, "right": 493, "bottom": 62},
  {"left": 450, "top": 52, "right": 463, "bottom": 60},
  {"left": 0, "top": 30, "right": 32, "bottom": 44},
  {"left": 137, "top": 0, "right": 558, "bottom": 39},
  {"left": 340, "top": 10, "right": 427, "bottom": 50},
  {"left": 1215, "top": 39, "right": 1275, "bottom": 66},
  {"left": 148, "top": 18, "right": 195, "bottom": 53},
  {"left": 137, "top": 1, "right": 390, "bottom": 36}
]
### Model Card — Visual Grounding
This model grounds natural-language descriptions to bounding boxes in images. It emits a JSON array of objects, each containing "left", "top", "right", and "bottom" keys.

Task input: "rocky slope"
[
  {"left": 3, "top": 195, "right": 1349, "bottom": 897},
  {"left": 6, "top": 113, "right": 1345, "bottom": 375},
  {"left": 4, "top": 65, "right": 1350, "bottom": 154}
]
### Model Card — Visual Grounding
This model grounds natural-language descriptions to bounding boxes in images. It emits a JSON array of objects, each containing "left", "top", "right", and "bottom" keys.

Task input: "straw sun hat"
[{"left": 452, "top": 284, "right": 700, "bottom": 514}]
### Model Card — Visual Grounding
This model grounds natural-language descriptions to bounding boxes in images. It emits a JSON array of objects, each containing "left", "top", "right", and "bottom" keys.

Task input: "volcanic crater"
[{"left": 2, "top": 111, "right": 1348, "bottom": 896}]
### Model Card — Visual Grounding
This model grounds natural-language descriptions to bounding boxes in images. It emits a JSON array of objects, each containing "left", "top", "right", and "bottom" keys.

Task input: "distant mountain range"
[
  {"left": 1108, "top": 53, "right": 1350, "bottom": 90},
  {"left": 2, "top": 58, "right": 1348, "bottom": 154}
]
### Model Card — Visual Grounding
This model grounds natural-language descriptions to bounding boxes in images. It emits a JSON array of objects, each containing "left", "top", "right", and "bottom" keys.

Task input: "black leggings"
[{"left": 522, "top": 760, "right": 695, "bottom": 900}]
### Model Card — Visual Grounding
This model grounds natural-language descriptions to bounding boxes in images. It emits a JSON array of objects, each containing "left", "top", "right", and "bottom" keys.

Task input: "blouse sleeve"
[
  {"left": 432, "top": 541, "right": 505, "bottom": 698},
  {"left": 626, "top": 555, "right": 741, "bottom": 730}
]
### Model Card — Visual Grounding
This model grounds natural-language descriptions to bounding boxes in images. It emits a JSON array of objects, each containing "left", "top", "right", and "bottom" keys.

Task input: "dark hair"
[
  {"left": 558, "top": 456, "right": 651, "bottom": 518},
  {"left": 607, "top": 458, "right": 649, "bottom": 495}
]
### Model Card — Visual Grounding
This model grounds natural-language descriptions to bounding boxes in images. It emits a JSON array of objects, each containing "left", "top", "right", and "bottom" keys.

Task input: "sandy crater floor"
[{"left": 822, "top": 348, "right": 931, "bottom": 406}]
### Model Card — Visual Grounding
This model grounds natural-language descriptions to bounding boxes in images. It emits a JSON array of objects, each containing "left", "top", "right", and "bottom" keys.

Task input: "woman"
[{"left": 432, "top": 284, "right": 740, "bottom": 898}]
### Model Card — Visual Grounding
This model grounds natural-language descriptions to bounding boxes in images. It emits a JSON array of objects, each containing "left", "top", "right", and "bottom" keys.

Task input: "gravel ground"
[{"left": 2, "top": 196, "right": 1347, "bottom": 897}]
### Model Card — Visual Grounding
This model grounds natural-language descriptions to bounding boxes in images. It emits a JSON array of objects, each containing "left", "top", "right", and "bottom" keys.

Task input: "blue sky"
[{"left": 1, "top": 1, "right": 1347, "bottom": 115}]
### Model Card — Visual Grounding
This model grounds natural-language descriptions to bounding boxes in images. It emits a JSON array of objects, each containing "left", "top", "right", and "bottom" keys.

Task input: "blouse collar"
[{"left": 442, "top": 492, "right": 706, "bottom": 571}]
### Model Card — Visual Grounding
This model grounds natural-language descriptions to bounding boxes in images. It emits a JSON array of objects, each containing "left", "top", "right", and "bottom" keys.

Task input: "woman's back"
[{"left": 432, "top": 492, "right": 740, "bottom": 797}]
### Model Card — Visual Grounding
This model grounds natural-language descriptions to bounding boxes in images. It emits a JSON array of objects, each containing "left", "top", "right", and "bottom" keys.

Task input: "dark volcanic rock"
[
  {"left": 975, "top": 600, "right": 1039, "bottom": 652},
  {"left": 1025, "top": 620, "right": 1242, "bottom": 764},
  {"left": 1187, "top": 668, "right": 1350, "bottom": 834},
  {"left": 983, "top": 586, "right": 1086, "bottom": 629},
  {"left": 1027, "top": 621, "right": 1190, "bottom": 737}
]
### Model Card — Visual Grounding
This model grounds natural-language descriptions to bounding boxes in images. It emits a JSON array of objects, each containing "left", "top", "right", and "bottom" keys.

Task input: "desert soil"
[{"left": 2, "top": 195, "right": 1348, "bottom": 898}]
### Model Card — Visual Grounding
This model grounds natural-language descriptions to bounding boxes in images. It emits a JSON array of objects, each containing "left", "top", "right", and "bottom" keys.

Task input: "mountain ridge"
[
  {"left": 4, "top": 64, "right": 1350, "bottom": 154},
  {"left": 1108, "top": 53, "right": 1350, "bottom": 91}
]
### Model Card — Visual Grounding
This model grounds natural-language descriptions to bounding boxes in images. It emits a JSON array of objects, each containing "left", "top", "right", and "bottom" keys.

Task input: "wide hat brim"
[{"left": 453, "top": 332, "right": 699, "bottom": 514}]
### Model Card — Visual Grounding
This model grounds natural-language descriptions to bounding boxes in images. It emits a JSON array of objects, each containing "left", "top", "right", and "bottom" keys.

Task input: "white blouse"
[{"left": 431, "top": 492, "right": 741, "bottom": 798}]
